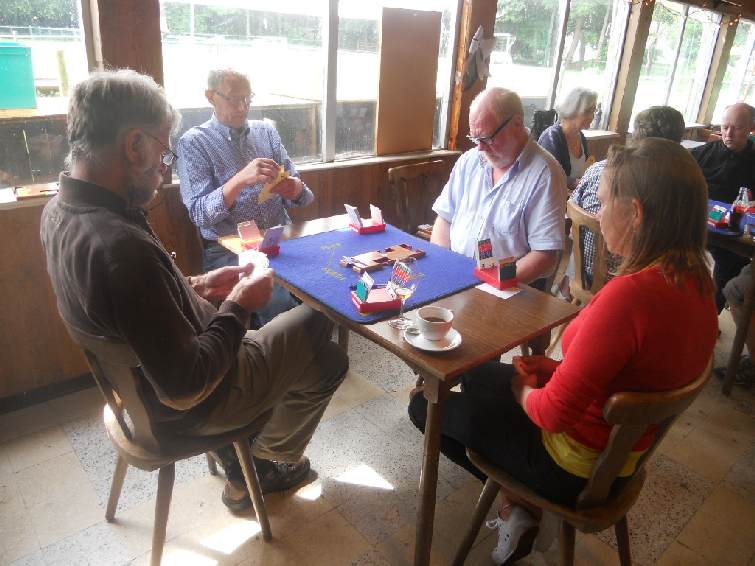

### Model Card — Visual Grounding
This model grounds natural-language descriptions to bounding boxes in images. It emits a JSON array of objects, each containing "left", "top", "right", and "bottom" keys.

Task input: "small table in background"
[{"left": 708, "top": 201, "right": 755, "bottom": 395}]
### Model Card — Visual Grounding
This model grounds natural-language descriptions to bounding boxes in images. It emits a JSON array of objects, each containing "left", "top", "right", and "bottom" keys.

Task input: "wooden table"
[
  {"left": 223, "top": 215, "right": 580, "bottom": 564},
  {"left": 708, "top": 228, "right": 755, "bottom": 395}
]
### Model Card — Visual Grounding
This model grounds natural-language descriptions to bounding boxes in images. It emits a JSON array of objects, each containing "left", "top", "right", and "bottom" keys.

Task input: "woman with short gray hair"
[{"left": 537, "top": 87, "right": 598, "bottom": 189}]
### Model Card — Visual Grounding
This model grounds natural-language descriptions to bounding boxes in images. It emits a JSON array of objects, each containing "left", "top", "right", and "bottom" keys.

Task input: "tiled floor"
[{"left": 1, "top": 311, "right": 754, "bottom": 566}]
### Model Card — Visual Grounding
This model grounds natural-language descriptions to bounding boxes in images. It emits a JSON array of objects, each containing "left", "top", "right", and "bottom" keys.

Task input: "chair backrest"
[
  {"left": 531, "top": 109, "right": 558, "bottom": 141},
  {"left": 576, "top": 358, "right": 712, "bottom": 508},
  {"left": 388, "top": 160, "right": 452, "bottom": 235},
  {"left": 567, "top": 200, "right": 609, "bottom": 305},
  {"left": 63, "top": 322, "right": 163, "bottom": 453}
]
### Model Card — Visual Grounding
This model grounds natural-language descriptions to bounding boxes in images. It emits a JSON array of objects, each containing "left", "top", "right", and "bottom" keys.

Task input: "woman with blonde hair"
[{"left": 409, "top": 138, "right": 717, "bottom": 565}]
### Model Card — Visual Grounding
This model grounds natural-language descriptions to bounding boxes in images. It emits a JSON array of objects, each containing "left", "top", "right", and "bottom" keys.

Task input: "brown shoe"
[
  {"left": 221, "top": 479, "right": 251, "bottom": 513},
  {"left": 220, "top": 456, "right": 311, "bottom": 512}
]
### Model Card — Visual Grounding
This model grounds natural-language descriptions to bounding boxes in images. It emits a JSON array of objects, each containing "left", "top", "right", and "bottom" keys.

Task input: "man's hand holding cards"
[{"left": 258, "top": 165, "right": 303, "bottom": 203}]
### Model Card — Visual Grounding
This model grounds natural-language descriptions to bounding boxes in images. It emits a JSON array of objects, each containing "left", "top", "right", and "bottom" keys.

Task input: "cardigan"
[{"left": 537, "top": 123, "right": 589, "bottom": 178}]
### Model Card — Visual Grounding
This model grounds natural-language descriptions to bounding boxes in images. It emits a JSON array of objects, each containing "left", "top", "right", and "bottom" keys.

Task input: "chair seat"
[
  {"left": 104, "top": 405, "right": 271, "bottom": 472},
  {"left": 467, "top": 449, "right": 646, "bottom": 533}
]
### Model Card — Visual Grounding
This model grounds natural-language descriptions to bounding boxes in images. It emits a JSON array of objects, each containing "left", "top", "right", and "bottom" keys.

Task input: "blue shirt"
[
  {"left": 432, "top": 140, "right": 567, "bottom": 260},
  {"left": 177, "top": 114, "right": 314, "bottom": 241}
]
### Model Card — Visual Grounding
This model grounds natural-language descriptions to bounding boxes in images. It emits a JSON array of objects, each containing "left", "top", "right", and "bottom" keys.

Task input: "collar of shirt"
[
  {"left": 59, "top": 172, "right": 128, "bottom": 211},
  {"left": 476, "top": 139, "right": 534, "bottom": 190},
  {"left": 209, "top": 113, "right": 250, "bottom": 143}
]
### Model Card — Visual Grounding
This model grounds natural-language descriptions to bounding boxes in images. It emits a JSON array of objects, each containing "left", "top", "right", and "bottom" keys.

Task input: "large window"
[
  {"left": 632, "top": 1, "right": 720, "bottom": 125},
  {"left": 489, "top": 0, "right": 562, "bottom": 127},
  {"left": 489, "top": 0, "right": 628, "bottom": 130},
  {"left": 160, "top": 0, "right": 457, "bottom": 166},
  {"left": 161, "top": 1, "right": 327, "bottom": 164},
  {"left": 334, "top": 0, "right": 458, "bottom": 160},
  {"left": 713, "top": 19, "right": 755, "bottom": 124},
  {"left": 556, "top": 0, "right": 628, "bottom": 129},
  {"left": 0, "top": 0, "right": 88, "bottom": 187}
]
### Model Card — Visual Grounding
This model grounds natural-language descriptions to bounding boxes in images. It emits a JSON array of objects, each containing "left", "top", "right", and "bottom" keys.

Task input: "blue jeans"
[{"left": 203, "top": 242, "right": 299, "bottom": 328}]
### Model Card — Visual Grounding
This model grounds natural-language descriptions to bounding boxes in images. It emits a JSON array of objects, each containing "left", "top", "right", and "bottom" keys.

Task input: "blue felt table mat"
[
  {"left": 269, "top": 224, "right": 480, "bottom": 324},
  {"left": 709, "top": 199, "right": 751, "bottom": 237}
]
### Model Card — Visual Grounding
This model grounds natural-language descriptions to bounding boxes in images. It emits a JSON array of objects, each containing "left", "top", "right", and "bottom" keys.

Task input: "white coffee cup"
[{"left": 416, "top": 306, "right": 453, "bottom": 341}]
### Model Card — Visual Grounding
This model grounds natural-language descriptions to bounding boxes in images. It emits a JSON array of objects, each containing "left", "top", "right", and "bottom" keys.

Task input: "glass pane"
[
  {"left": 713, "top": 19, "right": 755, "bottom": 124},
  {"left": 335, "top": 0, "right": 458, "bottom": 160},
  {"left": 666, "top": 7, "right": 720, "bottom": 124},
  {"left": 0, "top": 1, "right": 88, "bottom": 186},
  {"left": 160, "top": 1, "right": 326, "bottom": 166},
  {"left": 631, "top": 1, "right": 718, "bottom": 126},
  {"left": 490, "top": 0, "right": 562, "bottom": 128},
  {"left": 631, "top": 0, "right": 685, "bottom": 126},
  {"left": 556, "top": 0, "right": 629, "bottom": 130}
]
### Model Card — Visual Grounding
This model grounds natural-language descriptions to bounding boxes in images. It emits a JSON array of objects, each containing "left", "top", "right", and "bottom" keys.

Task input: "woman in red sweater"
[{"left": 408, "top": 138, "right": 718, "bottom": 565}]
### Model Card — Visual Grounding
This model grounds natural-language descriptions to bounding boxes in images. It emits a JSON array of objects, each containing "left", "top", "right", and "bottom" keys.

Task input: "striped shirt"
[{"left": 177, "top": 114, "right": 314, "bottom": 241}]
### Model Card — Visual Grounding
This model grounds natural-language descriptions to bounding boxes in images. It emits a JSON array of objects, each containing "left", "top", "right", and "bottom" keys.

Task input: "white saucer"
[{"left": 403, "top": 328, "right": 462, "bottom": 352}]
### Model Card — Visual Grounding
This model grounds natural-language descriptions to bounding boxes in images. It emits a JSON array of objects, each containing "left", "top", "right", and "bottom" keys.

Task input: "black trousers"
[
  {"left": 710, "top": 246, "right": 750, "bottom": 312},
  {"left": 408, "top": 363, "right": 586, "bottom": 507}
]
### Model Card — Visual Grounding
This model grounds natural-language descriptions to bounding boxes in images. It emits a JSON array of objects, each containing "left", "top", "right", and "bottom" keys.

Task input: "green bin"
[{"left": 0, "top": 42, "right": 37, "bottom": 109}]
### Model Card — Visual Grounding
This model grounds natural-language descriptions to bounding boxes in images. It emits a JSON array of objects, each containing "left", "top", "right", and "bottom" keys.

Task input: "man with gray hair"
[
  {"left": 692, "top": 102, "right": 755, "bottom": 311},
  {"left": 178, "top": 68, "right": 313, "bottom": 326},
  {"left": 570, "top": 105, "right": 686, "bottom": 282},
  {"left": 41, "top": 70, "right": 348, "bottom": 513},
  {"left": 431, "top": 86, "right": 567, "bottom": 285}
]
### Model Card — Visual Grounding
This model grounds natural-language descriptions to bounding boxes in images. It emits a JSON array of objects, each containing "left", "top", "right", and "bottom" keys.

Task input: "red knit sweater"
[{"left": 526, "top": 267, "right": 717, "bottom": 452}]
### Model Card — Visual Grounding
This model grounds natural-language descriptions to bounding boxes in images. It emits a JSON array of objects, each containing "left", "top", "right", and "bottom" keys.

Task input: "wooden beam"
[
  {"left": 89, "top": 0, "right": 164, "bottom": 85},
  {"left": 680, "top": 0, "right": 755, "bottom": 23},
  {"left": 697, "top": 15, "right": 738, "bottom": 124},
  {"left": 447, "top": 0, "right": 497, "bottom": 151},
  {"left": 607, "top": 0, "right": 655, "bottom": 135}
]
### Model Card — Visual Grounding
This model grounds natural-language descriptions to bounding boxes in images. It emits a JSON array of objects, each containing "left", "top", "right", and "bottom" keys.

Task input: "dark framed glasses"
[{"left": 467, "top": 114, "right": 515, "bottom": 146}]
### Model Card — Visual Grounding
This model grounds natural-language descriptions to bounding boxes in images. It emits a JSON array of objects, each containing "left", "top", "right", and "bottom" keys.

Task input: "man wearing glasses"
[
  {"left": 431, "top": 87, "right": 567, "bottom": 286},
  {"left": 42, "top": 70, "right": 347, "bottom": 515},
  {"left": 177, "top": 69, "right": 313, "bottom": 326}
]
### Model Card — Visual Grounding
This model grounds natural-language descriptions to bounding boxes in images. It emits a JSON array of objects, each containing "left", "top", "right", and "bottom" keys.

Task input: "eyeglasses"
[
  {"left": 214, "top": 91, "right": 254, "bottom": 107},
  {"left": 141, "top": 130, "right": 178, "bottom": 167},
  {"left": 467, "top": 114, "right": 514, "bottom": 146}
]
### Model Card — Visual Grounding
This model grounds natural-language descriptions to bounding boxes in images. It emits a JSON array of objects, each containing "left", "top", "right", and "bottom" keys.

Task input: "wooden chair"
[
  {"left": 452, "top": 358, "right": 712, "bottom": 566},
  {"left": 568, "top": 200, "right": 610, "bottom": 305},
  {"left": 387, "top": 159, "right": 452, "bottom": 238},
  {"left": 63, "top": 323, "right": 273, "bottom": 566}
]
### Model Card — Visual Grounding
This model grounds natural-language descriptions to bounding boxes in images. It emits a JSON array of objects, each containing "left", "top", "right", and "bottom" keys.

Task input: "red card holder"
[{"left": 351, "top": 287, "right": 401, "bottom": 314}]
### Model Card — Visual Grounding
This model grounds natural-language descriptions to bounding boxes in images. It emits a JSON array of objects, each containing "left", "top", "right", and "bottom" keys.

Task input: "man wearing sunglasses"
[
  {"left": 431, "top": 87, "right": 567, "bottom": 286},
  {"left": 178, "top": 69, "right": 313, "bottom": 327}
]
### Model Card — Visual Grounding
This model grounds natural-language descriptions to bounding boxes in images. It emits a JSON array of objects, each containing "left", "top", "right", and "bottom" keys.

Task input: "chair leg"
[
  {"left": 337, "top": 324, "right": 349, "bottom": 352},
  {"left": 151, "top": 464, "right": 175, "bottom": 566},
  {"left": 105, "top": 455, "right": 129, "bottom": 521},
  {"left": 234, "top": 441, "right": 273, "bottom": 542},
  {"left": 452, "top": 479, "right": 501, "bottom": 566},
  {"left": 559, "top": 520, "right": 575, "bottom": 566},
  {"left": 615, "top": 516, "right": 632, "bottom": 566},
  {"left": 206, "top": 452, "right": 218, "bottom": 475}
]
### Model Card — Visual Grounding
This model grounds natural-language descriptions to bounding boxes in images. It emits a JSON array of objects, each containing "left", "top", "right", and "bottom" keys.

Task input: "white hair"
[{"left": 555, "top": 87, "right": 598, "bottom": 119}]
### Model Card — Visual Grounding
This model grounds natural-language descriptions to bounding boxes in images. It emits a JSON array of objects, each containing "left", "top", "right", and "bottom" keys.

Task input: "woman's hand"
[
  {"left": 512, "top": 355, "right": 560, "bottom": 386},
  {"left": 511, "top": 372, "right": 538, "bottom": 408}
]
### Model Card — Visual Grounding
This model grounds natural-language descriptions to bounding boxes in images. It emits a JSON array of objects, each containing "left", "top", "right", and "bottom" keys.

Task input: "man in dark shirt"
[
  {"left": 691, "top": 102, "right": 755, "bottom": 311},
  {"left": 41, "top": 70, "right": 348, "bottom": 511}
]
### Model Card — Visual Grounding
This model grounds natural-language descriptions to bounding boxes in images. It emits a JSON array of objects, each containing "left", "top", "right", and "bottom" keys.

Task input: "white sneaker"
[{"left": 487, "top": 506, "right": 539, "bottom": 565}]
